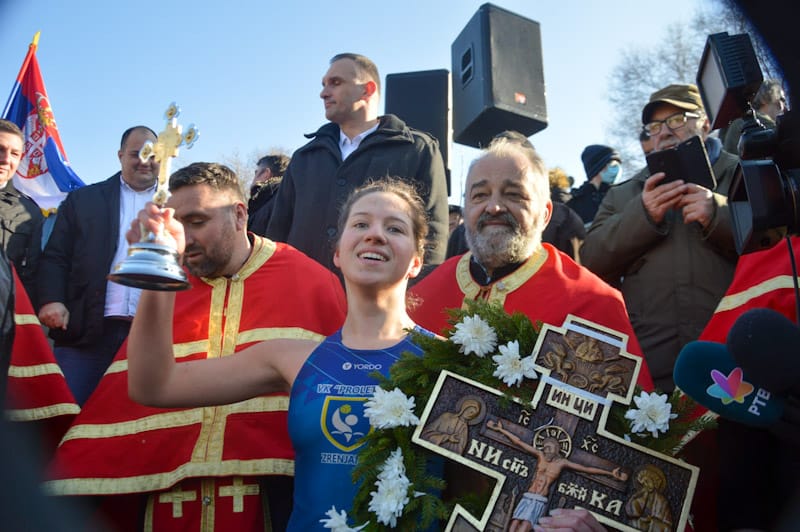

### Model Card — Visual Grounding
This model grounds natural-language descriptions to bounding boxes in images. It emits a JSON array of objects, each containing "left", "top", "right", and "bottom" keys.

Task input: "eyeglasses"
[{"left": 643, "top": 111, "right": 701, "bottom": 136}]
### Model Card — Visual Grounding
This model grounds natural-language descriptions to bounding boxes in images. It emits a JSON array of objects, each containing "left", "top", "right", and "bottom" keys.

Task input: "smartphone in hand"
[{"left": 646, "top": 136, "right": 717, "bottom": 190}]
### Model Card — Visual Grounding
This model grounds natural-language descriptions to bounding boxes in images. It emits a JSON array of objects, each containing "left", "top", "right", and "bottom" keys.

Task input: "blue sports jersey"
[{"left": 286, "top": 327, "right": 428, "bottom": 530}]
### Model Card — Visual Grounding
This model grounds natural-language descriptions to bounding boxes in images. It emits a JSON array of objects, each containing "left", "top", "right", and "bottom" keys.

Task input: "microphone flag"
[
  {"left": 2, "top": 32, "right": 84, "bottom": 213},
  {"left": 674, "top": 341, "right": 784, "bottom": 427}
]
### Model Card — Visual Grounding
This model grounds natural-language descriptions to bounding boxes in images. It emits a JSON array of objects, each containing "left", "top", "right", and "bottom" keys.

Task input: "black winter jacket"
[
  {"left": 0, "top": 180, "right": 43, "bottom": 307},
  {"left": 567, "top": 181, "right": 611, "bottom": 225},
  {"left": 266, "top": 115, "right": 448, "bottom": 276}
]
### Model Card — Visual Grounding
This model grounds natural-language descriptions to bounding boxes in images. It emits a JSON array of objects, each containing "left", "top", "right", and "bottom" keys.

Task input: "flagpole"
[
  {"left": 16, "top": 32, "right": 41, "bottom": 79},
  {"left": 2, "top": 32, "right": 41, "bottom": 117}
]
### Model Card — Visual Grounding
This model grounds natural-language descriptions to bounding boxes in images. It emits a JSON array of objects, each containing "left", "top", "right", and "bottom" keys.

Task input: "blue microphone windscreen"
[{"left": 674, "top": 341, "right": 783, "bottom": 427}]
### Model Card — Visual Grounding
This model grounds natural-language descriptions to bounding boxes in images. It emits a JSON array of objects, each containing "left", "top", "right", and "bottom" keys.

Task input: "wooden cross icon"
[{"left": 413, "top": 316, "right": 698, "bottom": 531}]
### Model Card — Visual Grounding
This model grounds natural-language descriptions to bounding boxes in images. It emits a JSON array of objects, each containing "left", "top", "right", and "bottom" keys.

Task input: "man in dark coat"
[
  {"left": 266, "top": 53, "right": 448, "bottom": 279},
  {"left": 247, "top": 153, "right": 289, "bottom": 236},
  {"left": 37, "top": 126, "right": 158, "bottom": 405},
  {"left": 0, "top": 119, "right": 43, "bottom": 307}
]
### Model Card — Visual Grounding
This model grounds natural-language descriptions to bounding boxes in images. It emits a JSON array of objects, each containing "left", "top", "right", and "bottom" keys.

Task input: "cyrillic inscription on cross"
[{"left": 413, "top": 317, "right": 698, "bottom": 532}]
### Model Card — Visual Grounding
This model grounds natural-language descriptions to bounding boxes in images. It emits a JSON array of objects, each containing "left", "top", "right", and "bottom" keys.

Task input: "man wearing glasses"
[
  {"left": 722, "top": 78, "right": 788, "bottom": 154},
  {"left": 580, "top": 83, "right": 739, "bottom": 393}
]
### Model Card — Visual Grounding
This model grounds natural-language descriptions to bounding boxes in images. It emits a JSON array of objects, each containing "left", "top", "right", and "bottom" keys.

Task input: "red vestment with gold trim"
[
  {"left": 409, "top": 245, "right": 654, "bottom": 390},
  {"left": 700, "top": 236, "right": 800, "bottom": 341},
  {"left": 685, "top": 236, "right": 800, "bottom": 532},
  {"left": 45, "top": 237, "right": 346, "bottom": 531},
  {"left": 5, "top": 266, "right": 78, "bottom": 451}
]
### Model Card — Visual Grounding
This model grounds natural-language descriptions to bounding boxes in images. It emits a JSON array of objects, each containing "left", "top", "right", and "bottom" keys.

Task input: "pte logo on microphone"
[{"left": 706, "top": 367, "right": 754, "bottom": 405}]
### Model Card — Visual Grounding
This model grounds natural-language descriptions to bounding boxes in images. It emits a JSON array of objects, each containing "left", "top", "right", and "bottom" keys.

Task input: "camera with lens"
[{"left": 697, "top": 31, "right": 799, "bottom": 255}]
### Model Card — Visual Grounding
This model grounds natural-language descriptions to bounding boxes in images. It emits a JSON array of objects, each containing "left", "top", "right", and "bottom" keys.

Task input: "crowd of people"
[{"left": 1, "top": 47, "right": 797, "bottom": 532}]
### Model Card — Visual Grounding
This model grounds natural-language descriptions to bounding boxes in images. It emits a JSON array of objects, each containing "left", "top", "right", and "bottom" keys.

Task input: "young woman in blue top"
[
  {"left": 126, "top": 175, "right": 612, "bottom": 532},
  {"left": 126, "top": 178, "right": 431, "bottom": 530}
]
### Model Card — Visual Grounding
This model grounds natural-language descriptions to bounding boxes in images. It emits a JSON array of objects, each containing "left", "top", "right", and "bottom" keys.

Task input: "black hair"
[
  {"left": 119, "top": 126, "right": 157, "bottom": 149},
  {"left": 169, "top": 162, "right": 245, "bottom": 202},
  {"left": 330, "top": 53, "right": 381, "bottom": 94},
  {"left": 256, "top": 153, "right": 290, "bottom": 177}
]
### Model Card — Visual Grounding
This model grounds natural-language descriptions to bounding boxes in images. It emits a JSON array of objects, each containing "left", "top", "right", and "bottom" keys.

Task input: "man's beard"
[
  {"left": 183, "top": 237, "right": 235, "bottom": 279},
  {"left": 465, "top": 212, "right": 540, "bottom": 269}
]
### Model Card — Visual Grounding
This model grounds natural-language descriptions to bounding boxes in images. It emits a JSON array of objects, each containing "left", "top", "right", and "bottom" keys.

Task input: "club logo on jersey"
[{"left": 321, "top": 396, "right": 373, "bottom": 452}]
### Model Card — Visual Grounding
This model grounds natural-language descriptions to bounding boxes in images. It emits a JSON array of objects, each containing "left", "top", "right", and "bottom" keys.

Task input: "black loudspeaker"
[
  {"left": 452, "top": 3, "right": 547, "bottom": 148},
  {"left": 385, "top": 69, "right": 452, "bottom": 177}
]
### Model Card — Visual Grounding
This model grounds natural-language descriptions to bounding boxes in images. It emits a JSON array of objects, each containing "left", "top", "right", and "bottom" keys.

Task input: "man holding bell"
[{"left": 45, "top": 162, "right": 346, "bottom": 531}]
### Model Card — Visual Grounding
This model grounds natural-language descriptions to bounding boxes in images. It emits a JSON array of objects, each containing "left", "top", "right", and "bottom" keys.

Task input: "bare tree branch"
[{"left": 605, "top": 0, "right": 784, "bottom": 176}]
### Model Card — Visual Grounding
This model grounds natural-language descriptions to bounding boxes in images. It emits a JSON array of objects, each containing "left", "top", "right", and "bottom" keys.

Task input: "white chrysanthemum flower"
[
  {"left": 624, "top": 391, "right": 678, "bottom": 438},
  {"left": 377, "top": 447, "right": 406, "bottom": 480},
  {"left": 368, "top": 448, "right": 411, "bottom": 527},
  {"left": 491, "top": 340, "right": 538, "bottom": 387},
  {"left": 364, "top": 387, "right": 420, "bottom": 429},
  {"left": 450, "top": 315, "right": 498, "bottom": 357},
  {"left": 369, "top": 476, "right": 410, "bottom": 527},
  {"left": 319, "top": 506, "right": 367, "bottom": 531}
]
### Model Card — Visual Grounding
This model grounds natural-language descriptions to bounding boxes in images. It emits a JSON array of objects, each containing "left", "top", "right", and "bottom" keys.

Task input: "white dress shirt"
[{"left": 104, "top": 175, "right": 156, "bottom": 318}]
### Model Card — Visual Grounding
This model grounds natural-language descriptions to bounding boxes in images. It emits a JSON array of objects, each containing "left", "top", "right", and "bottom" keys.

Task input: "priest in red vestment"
[
  {"left": 409, "top": 138, "right": 654, "bottom": 391},
  {"left": 44, "top": 163, "right": 346, "bottom": 531}
]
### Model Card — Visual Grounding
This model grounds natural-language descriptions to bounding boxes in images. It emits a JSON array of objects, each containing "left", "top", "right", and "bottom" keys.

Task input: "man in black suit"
[{"left": 37, "top": 126, "right": 158, "bottom": 405}]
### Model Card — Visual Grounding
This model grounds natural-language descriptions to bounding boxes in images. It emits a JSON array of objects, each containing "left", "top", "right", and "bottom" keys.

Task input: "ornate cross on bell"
[{"left": 107, "top": 103, "right": 199, "bottom": 291}]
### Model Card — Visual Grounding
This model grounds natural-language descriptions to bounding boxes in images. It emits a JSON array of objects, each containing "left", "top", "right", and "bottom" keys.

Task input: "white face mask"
[{"left": 600, "top": 161, "right": 621, "bottom": 184}]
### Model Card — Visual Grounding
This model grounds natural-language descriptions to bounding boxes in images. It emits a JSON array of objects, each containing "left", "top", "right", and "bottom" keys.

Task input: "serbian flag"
[{"left": 2, "top": 32, "right": 84, "bottom": 213}]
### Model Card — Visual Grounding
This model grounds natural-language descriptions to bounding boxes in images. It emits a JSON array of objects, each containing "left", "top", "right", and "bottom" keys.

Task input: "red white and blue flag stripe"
[{"left": 2, "top": 32, "right": 84, "bottom": 213}]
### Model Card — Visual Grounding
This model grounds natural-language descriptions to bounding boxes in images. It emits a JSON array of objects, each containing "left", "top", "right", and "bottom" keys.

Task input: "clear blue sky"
[{"left": 1, "top": 0, "right": 698, "bottom": 201}]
